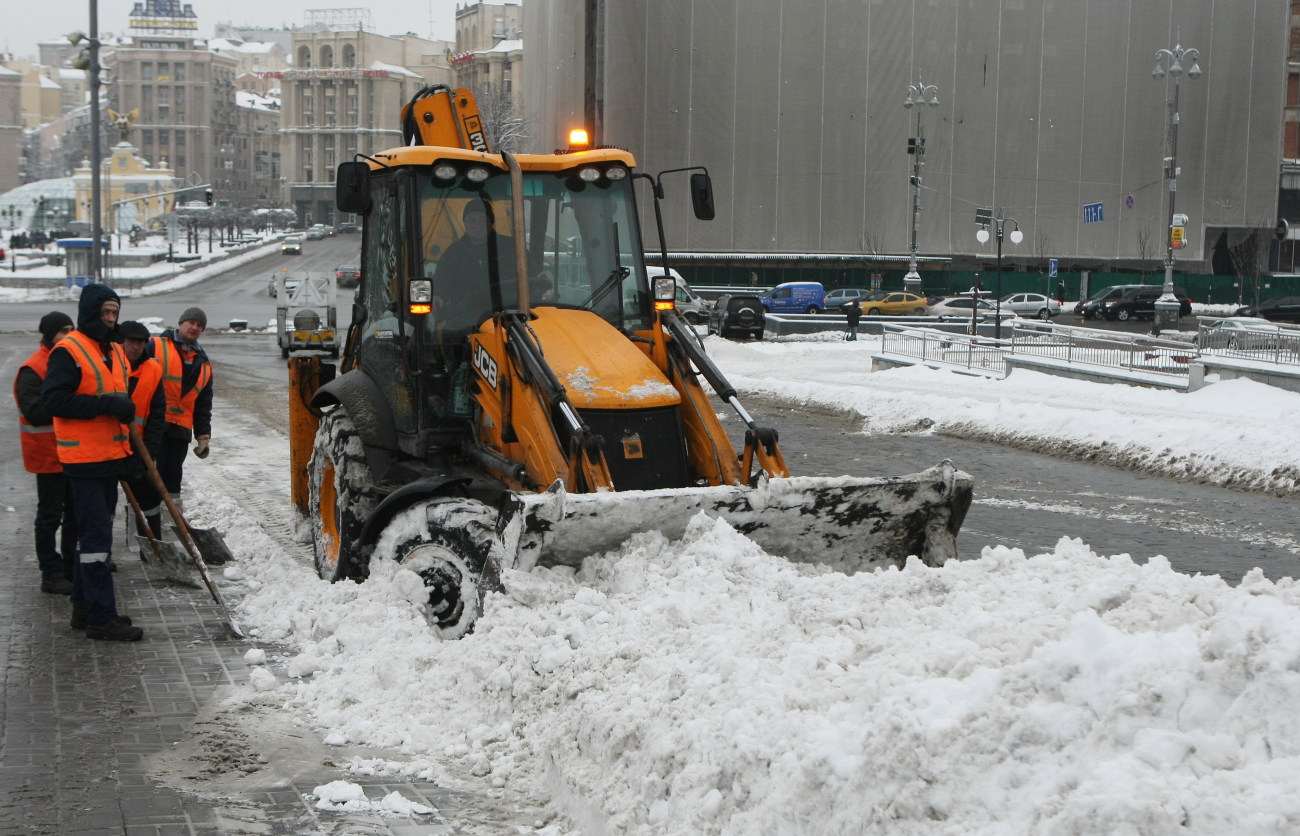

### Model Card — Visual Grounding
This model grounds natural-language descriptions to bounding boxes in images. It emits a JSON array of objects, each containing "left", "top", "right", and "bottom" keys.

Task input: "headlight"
[
  {"left": 606, "top": 165, "right": 628, "bottom": 181},
  {"left": 433, "top": 162, "right": 457, "bottom": 181},
  {"left": 466, "top": 166, "right": 490, "bottom": 183},
  {"left": 409, "top": 279, "right": 432, "bottom": 303},
  {"left": 653, "top": 276, "right": 675, "bottom": 303}
]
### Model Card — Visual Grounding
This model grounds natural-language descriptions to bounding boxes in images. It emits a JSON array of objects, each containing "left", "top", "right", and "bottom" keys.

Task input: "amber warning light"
[{"left": 568, "top": 128, "right": 590, "bottom": 148}]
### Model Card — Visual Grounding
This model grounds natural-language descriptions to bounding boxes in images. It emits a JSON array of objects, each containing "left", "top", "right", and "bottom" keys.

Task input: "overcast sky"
[{"left": 2, "top": 0, "right": 463, "bottom": 60}]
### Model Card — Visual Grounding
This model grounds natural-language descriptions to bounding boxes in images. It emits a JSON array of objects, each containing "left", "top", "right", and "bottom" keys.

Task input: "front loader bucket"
[{"left": 508, "top": 461, "right": 972, "bottom": 574}]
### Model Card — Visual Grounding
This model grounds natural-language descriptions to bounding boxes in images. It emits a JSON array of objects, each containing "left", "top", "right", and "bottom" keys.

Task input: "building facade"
[
  {"left": 525, "top": 0, "right": 1287, "bottom": 277},
  {"left": 278, "top": 29, "right": 451, "bottom": 225}
]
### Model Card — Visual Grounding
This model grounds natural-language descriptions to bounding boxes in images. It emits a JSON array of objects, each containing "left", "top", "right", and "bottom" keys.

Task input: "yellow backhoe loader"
[{"left": 286, "top": 86, "right": 973, "bottom": 637}]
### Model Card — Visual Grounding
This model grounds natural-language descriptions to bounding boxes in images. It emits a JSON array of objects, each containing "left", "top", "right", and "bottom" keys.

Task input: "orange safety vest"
[
  {"left": 151, "top": 335, "right": 212, "bottom": 431},
  {"left": 50, "top": 331, "right": 132, "bottom": 464},
  {"left": 14, "top": 344, "right": 61, "bottom": 474},
  {"left": 129, "top": 356, "right": 163, "bottom": 430}
]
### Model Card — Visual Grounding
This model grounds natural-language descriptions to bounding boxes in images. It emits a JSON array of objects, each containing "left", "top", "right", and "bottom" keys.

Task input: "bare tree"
[
  {"left": 1135, "top": 224, "right": 1157, "bottom": 276},
  {"left": 473, "top": 85, "right": 530, "bottom": 154},
  {"left": 1227, "top": 220, "right": 1272, "bottom": 310}
]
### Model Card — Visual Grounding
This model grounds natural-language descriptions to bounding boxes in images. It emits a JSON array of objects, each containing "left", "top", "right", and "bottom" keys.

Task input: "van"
[
  {"left": 760, "top": 281, "right": 826, "bottom": 314},
  {"left": 649, "top": 268, "right": 711, "bottom": 323}
]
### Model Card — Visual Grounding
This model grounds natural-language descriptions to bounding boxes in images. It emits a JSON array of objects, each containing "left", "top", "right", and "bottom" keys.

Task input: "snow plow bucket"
[{"left": 509, "top": 461, "right": 973, "bottom": 574}]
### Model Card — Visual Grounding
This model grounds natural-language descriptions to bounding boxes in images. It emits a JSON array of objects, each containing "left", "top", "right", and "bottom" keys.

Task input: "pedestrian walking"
[
  {"left": 146, "top": 308, "right": 213, "bottom": 516},
  {"left": 843, "top": 300, "right": 862, "bottom": 341},
  {"left": 1056, "top": 280, "right": 1066, "bottom": 305},
  {"left": 13, "top": 311, "right": 78, "bottom": 594},
  {"left": 119, "top": 321, "right": 166, "bottom": 538},
  {"left": 41, "top": 284, "right": 143, "bottom": 641}
]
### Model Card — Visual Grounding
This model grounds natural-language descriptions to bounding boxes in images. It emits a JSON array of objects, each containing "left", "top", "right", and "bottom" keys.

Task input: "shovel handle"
[{"left": 118, "top": 479, "right": 157, "bottom": 564}]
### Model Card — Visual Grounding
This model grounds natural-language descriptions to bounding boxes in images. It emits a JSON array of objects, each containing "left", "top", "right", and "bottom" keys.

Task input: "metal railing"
[
  {"left": 880, "top": 325, "right": 1010, "bottom": 375},
  {"left": 1007, "top": 322, "right": 1196, "bottom": 380},
  {"left": 1193, "top": 318, "right": 1300, "bottom": 368}
]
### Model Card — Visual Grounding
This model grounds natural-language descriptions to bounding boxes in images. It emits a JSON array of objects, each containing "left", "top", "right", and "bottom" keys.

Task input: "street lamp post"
[
  {"left": 68, "top": 1, "right": 103, "bottom": 283},
  {"left": 903, "top": 76, "right": 940, "bottom": 292},
  {"left": 975, "top": 207, "right": 1023, "bottom": 340},
  {"left": 1152, "top": 42, "right": 1202, "bottom": 332}
]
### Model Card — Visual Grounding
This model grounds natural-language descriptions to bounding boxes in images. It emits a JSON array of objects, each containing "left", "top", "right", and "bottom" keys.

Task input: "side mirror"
[
  {"left": 689, "top": 172, "right": 715, "bottom": 221},
  {"left": 336, "top": 161, "right": 371, "bottom": 214}
]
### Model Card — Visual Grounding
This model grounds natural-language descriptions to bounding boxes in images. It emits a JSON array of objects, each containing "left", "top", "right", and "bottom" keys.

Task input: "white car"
[
  {"left": 999, "top": 292, "right": 1062, "bottom": 320},
  {"left": 927, "top": 297, "right": 1017, "bottom": 321}
]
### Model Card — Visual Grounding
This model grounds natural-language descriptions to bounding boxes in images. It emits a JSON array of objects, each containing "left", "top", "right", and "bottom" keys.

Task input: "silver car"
[{"left": 999, "top": 292, "right": 1062, "bottom": 320}]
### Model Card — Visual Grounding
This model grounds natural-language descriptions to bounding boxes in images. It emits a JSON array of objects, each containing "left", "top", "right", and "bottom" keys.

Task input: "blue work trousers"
[{"left": 67, "top": 476, "right": 120, "bottom": 625}]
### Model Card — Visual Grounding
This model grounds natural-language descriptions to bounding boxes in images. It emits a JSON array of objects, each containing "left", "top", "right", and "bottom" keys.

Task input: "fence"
[
  {"left": 879, "top": 326, "right": 1010, "bottom": 375},
  {"left": 1193, "top": 318, "right": 1300, "bottom": 368}
]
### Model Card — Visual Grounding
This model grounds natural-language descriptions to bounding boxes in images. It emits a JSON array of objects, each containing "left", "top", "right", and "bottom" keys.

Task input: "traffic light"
[
  {"left": 204, "top": 189, "right": 213, "bottom": 206},
  {"left": 907, "top": 138, "right": 917, "bottom": 155}
]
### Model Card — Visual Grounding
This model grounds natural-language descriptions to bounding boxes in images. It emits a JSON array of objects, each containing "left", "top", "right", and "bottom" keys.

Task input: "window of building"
[
  {"left": 157, "top": 61, "right": 170, "bottom": 81},
  {"left": 158, "top": 129, "right": 169, "bottom": 144},
  {"left": 142, "top": 129, "right": 153, "bottom": 145},
  {"left": 298, "top": 46, "right": 311, "bottom": 68},
  {"left": 174, "top": 63, "right": 185, "bottom": 81},
  {"left": 142, "top": 63, "right": 153, "bottom": 80},
  {"left": 320, "top": 45, "right": 333, "bottom": 67},
  {"left": 342, "top": 44, "right": 355, "bottom": 67}
]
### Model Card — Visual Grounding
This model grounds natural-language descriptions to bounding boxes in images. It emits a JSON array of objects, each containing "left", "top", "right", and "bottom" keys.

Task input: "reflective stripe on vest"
[
  {"left": 151, "top": 335, "right": 210, "bottom": 430},
  {"left": 14, "top": 343, "right": 61, "bottom": 473},
  {"left": 50, "top": 332, "right": 132, "bottom": 464}
]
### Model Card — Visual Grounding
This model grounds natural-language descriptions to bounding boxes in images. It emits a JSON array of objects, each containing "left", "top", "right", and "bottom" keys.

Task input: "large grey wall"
[{"left": 524, "top": 0, "right": 1287, "bottom": 266}]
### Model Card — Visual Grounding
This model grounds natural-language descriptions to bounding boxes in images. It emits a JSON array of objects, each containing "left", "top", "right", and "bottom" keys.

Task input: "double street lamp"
[
  {"left": 1152, "top": 42, "right": 1202, "bottom": 331},
  {"left": 903, "top": 76, "right": 940, "bottom": 291},
  {"left": 975, "top": 207, "right": 1022, "bottom": 340}
]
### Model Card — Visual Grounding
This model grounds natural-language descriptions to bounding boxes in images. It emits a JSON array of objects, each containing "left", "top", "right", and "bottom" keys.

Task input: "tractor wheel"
[
  {"left": 308, "top": 408, "right": 377, "bottom": 583},
  {"left": 380, "top": 499, "right": 506, "bottom": 639}
]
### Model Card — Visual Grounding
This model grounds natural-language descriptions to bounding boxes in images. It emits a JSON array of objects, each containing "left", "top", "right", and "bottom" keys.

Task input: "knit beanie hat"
[
  {"left": 39, "top": 311, "right": 74, "bottom": 347},
  {"left": 179, "top": 307, "right": 208, "bottom": 328}
]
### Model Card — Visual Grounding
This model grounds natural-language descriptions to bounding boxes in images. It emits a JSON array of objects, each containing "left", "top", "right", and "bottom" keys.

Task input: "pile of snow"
[{"left": 187, "top": 334, "right": 1300, "bottom": 833}]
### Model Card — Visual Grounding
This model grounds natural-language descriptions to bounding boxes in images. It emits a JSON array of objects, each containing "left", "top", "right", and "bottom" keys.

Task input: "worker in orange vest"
[
  {"left": 13, "top": 311, "right": 77, "bottom": 594},
  {"left": 41, "top": 285, "right": 143, "bottom": 642},
  {"left": 145, "top": 307, "right": 212, "bottom": 517},
  {"left": 118, "top": 320, "right": 166, "bottom": 538}
]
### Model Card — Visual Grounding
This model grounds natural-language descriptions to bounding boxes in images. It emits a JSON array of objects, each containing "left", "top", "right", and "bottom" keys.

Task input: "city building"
[
  {"left": 0, "top": 65, "right": 19, "bottom": 192},
  {"left": 450, "top": 2, "right": 523, "bottom": 108},
  {"left": 278, "top": 17, "right": 452, "bottom": 225},
  {"left": 525, "top": 0, "right": 1286, "bottom": 283},
  {"left": 71, "top": 141, "right": 176, "bottom": 231}
]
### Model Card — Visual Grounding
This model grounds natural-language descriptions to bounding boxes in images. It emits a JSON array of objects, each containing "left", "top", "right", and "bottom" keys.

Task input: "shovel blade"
[
  {"left": 188, "top": 525, "right": 236, "bottom": 567},
  {"left": 135, "top": 535, "right": 202, "bottom": 587},
  {"left": 510, "top": 461, "right": 973, "bottom": 574}
]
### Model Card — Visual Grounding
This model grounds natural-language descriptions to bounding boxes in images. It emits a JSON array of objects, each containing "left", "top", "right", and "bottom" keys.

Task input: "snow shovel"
[
  {"left": 121, "top": 478, "right": 207, "bottom": 586},
  {"left": 128, "top": 426, "right": 244, "bottom": 637}
]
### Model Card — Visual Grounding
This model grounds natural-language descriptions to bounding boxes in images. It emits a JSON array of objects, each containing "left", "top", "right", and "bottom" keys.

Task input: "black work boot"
[
  {"left": 71, "top": 606, "right": 131, "bottom": 630},
  {"left": 41, "top": 576, "right": 73, "bottom": 595},
  {"left": 86, "top": 618, "right": 143, "bottom": 641}
]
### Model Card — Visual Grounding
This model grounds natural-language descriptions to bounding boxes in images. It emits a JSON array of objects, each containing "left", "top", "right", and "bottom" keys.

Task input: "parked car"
[
  {"left": 281, "top": 235, "right": 302, "bottom": 255},
  {"left": 760, "top": 281, "right": 826, "bottom": 314},
  {"left": 1100, "top": 286, "right": 1192, "bottom": 321},
  {"left": 1196, "top": 317, "right": 1285, "bottom": 350},
  {"left": 928, "top": 296, "right": 1016, "bottom": 320},
  {"left": 999, "top": 292, "right": 1062, "bottom": 320},
  {"left": 337, "top": 221, "right": 359, "bottom": 234},
  {"left": 1235, "top": 296, "right": 1300, "bottom": 323},
  {"left": 860, "top": 291, "right": 929, "bottom": 316},
  {"left": 708, "top": 293, "right": 765, "bottom": 339},
  {"left": 649, "top": 268, "right": 711, "bottom": 323},
  {"left": 1074, "top": 284, "right": 1144, "bottom": 319},
  {"left": 824, "top": 288, "right": 876, "bottom": 309},
  {"left": 335, "top": 266, "right": 362, "bottom": 289}
]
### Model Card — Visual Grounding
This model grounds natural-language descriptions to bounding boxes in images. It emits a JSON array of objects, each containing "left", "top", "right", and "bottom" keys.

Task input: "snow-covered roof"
[
  {"left": 368, "top": 60, "right": 422, "bottom": 79},
  {"left": 39, "top": 75, "right": 62, "bottom": 90},
  {"left": 479, "top": 38, "right": 522, "bottom": 55},
  {"left": 237, "top": 90, "right": 280, "bottom": 111}
]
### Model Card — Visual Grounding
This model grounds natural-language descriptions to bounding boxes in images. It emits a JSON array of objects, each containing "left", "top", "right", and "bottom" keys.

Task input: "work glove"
[
  {"left": 193, "top": 435, "right": 210, "bottom": 459},
  {"left": 104, "top": 395, "right": 135, "bottom": 424},
  {"left": 125, "top": 453, "right": 146, "bottom": 481}
]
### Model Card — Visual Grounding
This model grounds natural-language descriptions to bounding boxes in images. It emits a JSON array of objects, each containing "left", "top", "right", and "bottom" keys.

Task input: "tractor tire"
[
  {"left": 380, "top": 499, "right": 506, "bottom": 639},
  {"left": 308, "top": 408, "right": 377, "bottom": 583}
]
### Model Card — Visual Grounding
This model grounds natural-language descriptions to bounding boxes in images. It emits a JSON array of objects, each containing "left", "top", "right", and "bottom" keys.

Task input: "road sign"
[
  {"left": 1083, "top": 202, "right": 1104, "bottom": 223},
  {"left": 1048, "top": 258, "right": 1059, "bottom": 278},
  {"left": 1171, "top": 227, "right": 1185, "bottom": 248}
]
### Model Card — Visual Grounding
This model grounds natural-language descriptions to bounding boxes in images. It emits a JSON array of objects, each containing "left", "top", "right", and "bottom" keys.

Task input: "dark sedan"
[
  {"left": 335, "top": 266, "right": 362, "bottom": 289},
  {"left": 1236, "top": 296, "right": 1300, "bottom": 323}
]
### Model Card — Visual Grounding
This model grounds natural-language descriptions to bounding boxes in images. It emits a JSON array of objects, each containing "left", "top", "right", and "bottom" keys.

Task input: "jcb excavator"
[{"left": 286, "top": 86, "right": 972, "bottom": 637}]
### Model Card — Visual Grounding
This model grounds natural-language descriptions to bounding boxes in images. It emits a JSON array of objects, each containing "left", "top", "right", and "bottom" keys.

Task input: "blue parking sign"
[{"left": 1049, "top": 259, "right": 1058, "bottom": 278}]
